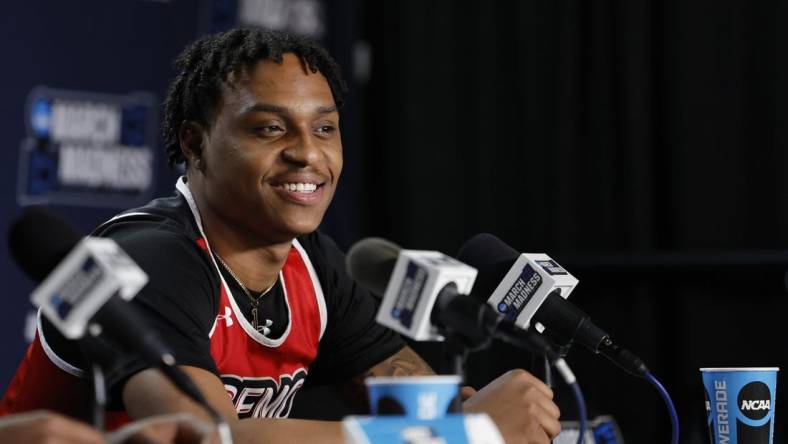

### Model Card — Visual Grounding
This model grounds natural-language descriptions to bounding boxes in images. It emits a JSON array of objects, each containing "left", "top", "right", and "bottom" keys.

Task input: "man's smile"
[
  {"left": 280, "top": 182, "right": 318, "bottom": 193},
  {"left": 269, "top": 173, "right": 328, "bottom": 204}
]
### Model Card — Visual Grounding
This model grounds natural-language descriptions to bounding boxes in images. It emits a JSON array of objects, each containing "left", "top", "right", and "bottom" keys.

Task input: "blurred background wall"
[{"left": 2, "top": 1, "right": 787, "bottom": 443}]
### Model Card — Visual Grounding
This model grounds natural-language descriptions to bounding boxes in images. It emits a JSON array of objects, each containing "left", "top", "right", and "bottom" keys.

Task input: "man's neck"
[
  {"left": 188, "top": 179, "right": 291, "bottom": 293},
  {"left": 208, "top": 226, "right": 290, "bottom": 293}
]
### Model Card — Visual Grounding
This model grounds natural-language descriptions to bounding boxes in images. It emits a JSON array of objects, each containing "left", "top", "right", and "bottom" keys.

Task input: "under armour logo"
[
  {"left": 258, "top": 319, "right": 273, "bottom": 336},
  {"left": 217, "top": 306, "right": 233, "bottom": 327}
]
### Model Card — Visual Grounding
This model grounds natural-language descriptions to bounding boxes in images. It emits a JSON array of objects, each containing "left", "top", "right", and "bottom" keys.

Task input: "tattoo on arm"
[
  {"left": 369, "top": 346, "right": 434, "bottom": 377},
  {"left": 339, "top": 346, "right": 435, "bottom": 412}
]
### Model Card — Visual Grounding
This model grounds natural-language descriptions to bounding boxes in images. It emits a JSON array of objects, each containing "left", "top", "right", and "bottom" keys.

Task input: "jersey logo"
[
  {"left": 222, "top": 369, "right": 307, "bottom": 418},
  {"left": 217, "top": 306, "right": 233, "bottom": 328}
]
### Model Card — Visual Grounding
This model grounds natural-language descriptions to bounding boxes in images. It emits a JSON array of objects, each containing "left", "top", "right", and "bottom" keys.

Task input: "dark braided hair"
[{"left": 162, "top": 28, "right": 347, "bottom": 167}]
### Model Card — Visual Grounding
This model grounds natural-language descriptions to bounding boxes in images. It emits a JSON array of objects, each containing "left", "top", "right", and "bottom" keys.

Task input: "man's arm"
[
  {"left": 123, "top": 366, "right": 345, "bottom": 443},
  {"left": 0, "top": 411, "right": 107, "bottom": 444},
  {"left": 124, "top": 348, "right": 560, "bottom": 444},
  {"left": 340, "top": 345, "right": 562, "bottom": 444},
  {"left": 360, "top": 345, "right": 434, "bottom": 378},
  {"left": 338, "top": 345, "right": 435, "bottom": 411}
]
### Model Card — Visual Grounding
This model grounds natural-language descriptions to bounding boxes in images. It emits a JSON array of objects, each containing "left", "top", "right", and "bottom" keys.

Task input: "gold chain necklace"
[{"left": 214, "top": 254, "right": 275, "bottom": 335}]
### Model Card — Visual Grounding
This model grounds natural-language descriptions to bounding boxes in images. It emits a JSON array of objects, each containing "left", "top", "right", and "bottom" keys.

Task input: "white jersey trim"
[
  {"left": 103, "top": 211, "right": 153, "bottom": 223},
  {"left": 292, "top": 239, "right": 328, "bottom": 340},
  {"left": 95, "top": 211, "right": 155, "bottom": 233},
  {"left": 36, "top": 310, "right": 84, "bottom": 378},
  {"left": 176, "top": 178, "right": 294, "bottom": 347}
]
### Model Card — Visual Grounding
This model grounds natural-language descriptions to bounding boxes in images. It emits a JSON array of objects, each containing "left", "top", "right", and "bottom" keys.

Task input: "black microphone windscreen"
[
  {"left": 346, "top": 237, "right": 402, "bottom": 296},
  {"left": 457, "top": 233, "right": 520, "bottom": 302},
  {"left": 8, "top": 206, "right": 83, "bottom": 283}
]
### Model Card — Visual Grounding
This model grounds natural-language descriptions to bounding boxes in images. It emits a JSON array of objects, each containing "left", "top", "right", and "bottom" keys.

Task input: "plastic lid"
[
  {"left": 365, "top": 375, "right": 462, "bottom": 384},
  {"left": 699, "top": 367, "right": 779, "bottom": 372}
]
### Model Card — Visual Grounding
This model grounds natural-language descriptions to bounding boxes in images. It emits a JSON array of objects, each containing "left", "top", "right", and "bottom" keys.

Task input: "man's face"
[{"left": 196, "top": 53, "right": 342, "bottom": 243}]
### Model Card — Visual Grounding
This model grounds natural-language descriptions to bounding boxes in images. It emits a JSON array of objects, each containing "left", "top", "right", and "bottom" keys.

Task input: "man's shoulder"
[
  {"left": 293, "top": 231, "right": 357, "bottom": 307},
  {"left": 93, "top": 193, "right": 199, "bottom": 241},
  {"left": 91, "top": 194, "right": 211, "bottom": 268},
  {"left": 295, "top": 230, "right": 340, "bottom": 252},
  {"left": 294, "top": 231, "right": 344, "bottom": 268}
]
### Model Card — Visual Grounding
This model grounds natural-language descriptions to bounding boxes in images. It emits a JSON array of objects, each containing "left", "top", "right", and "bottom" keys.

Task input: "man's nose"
[{"left": 281, "top": 132, "right": 321, "bottom": 166}]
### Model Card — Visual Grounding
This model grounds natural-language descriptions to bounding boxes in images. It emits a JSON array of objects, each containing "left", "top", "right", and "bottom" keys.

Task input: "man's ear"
[{"left": 178, "top": 121, "right": 206, "bottom": 170}]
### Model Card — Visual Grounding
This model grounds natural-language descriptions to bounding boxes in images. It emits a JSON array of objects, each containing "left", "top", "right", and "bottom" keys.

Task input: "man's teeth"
[{"left": 282, "top": 183, "right": 318, "bottom": 193}]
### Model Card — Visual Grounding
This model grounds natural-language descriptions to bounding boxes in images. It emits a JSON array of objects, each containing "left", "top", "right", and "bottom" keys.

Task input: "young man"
[{"left": 2, "top": 28, "right": 560, "bottom": 443}]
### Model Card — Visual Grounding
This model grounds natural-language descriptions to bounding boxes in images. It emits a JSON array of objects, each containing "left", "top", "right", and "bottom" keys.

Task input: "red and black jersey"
[
  {"left": 1, "top": 177, "right": 403, "bottom": 425},
  {"left": 206, "top": 238, "right": 326, "bottom": 418}
]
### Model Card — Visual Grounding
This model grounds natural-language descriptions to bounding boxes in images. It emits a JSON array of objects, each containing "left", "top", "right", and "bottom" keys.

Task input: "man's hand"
[
  {"left": 0, "top": 410, "right": 107, "bottom": 444},
  {"left": 463, "top": 369, "right": 561, "bottom": 444},
  {"left": 348, "top": 347, "right": 560, "bottom": 443}
]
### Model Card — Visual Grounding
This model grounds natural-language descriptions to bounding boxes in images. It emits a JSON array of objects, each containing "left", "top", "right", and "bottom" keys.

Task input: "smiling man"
[{"left": 1, "top": 29, "right": 561, "bottom": 443}]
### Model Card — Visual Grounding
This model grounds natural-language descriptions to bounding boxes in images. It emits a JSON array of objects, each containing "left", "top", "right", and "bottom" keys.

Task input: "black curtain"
[{"left": 360, "top": 1, "right": 788, "bottom": 442}]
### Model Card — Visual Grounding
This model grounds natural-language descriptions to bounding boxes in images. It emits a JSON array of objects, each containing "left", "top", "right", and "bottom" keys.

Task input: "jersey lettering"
[{"left": 221, "top": 369, "right": 307, "bottom": 418}]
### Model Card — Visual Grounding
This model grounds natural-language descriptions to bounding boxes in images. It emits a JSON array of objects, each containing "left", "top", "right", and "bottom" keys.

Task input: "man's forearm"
[
  {"left": 234, "top": 347, "right": 432, "bottom": 441},
  {"left": 124, "top": 366, "right": 346, "bottom": 443},
  {"left": 231, "top": 417, "right": 343, "bottom": 443}
]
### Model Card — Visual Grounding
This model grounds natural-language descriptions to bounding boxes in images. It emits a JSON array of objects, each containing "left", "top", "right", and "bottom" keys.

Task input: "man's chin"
[{"left": 275, "top": 218, "right": 323, "bottom": 240}]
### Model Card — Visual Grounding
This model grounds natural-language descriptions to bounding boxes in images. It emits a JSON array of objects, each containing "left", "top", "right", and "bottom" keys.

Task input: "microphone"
[
  {"left": 346, "top": 237, "right": 558, "bottom": 356},
  {"left": 347, "top": 237, "right": 589, "bottom": 444},
  {"left": 10, "top": 207, "right": 173, "bottom": 367},
  {"left": 455, "top": 234, "right": 580, "bottom": 331},
  {"left": 7, "top": 208, "right": 225, "bottom": 427},
  {"left": 457, "top": 233, "right": 648, "bottom": 377}
]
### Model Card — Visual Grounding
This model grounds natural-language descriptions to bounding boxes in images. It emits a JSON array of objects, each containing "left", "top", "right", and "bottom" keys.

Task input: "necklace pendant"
[{"left": 251, "top": 307, "right": 259, "bottom": 331}]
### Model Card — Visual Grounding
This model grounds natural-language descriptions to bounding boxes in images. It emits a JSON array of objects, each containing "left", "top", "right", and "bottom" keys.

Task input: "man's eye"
[
  {"left": 316, "top": 125, "right": 336, "bottom": 134},
  {"left": 255, "top": 125, "right": 284, "bottom": 135}
]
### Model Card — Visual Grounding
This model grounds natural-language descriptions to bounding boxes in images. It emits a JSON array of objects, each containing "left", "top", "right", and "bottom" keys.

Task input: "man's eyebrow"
[
  {"left": 241, "top": 103, "right": 288, "bottom": 115},
  {"left": 240, "top": 103, "right": 339, "bottom": 116},
  {"left": 316, "top": 105, "right": 338, "bottom": 114}
]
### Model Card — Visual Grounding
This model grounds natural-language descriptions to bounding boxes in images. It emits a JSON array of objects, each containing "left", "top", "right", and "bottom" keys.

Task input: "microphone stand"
[
  {"left": 78, "top": 332, "right": 118, "bottom": 431},
  {"left": 433, "top": 285, "right": 496, "bottom": 414},
  {"left": 443, "top": 335, "right": 471, "bottom": 413}
]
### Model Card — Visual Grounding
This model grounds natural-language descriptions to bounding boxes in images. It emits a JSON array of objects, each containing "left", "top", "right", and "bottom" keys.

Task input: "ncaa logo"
[{"left": 737, "top": 381, "right": 771, "bottom": 420}]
